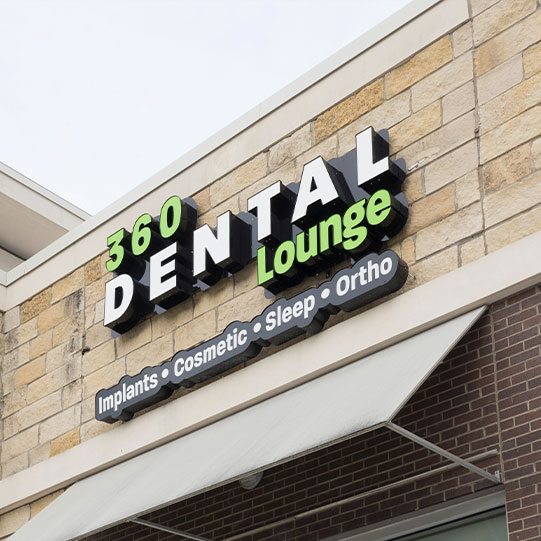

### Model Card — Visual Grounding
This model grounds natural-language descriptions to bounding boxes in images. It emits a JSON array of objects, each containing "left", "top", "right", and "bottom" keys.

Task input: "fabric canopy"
[{"left": 10, "top": 307, "right": 485, "bottom": 541}]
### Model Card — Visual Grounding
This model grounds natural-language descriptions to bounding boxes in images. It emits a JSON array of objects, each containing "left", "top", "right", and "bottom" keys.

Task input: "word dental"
[
  {"left": 103, "top": 127, "right": 408, "bottom": 335},
  {"left": 97, "top": 250, "right": 408, "bottom": 422}
]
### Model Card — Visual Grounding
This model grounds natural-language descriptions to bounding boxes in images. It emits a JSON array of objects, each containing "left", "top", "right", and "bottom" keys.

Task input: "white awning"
[{"left": 10, "top": 307, "right": 485, "bottom": 541}]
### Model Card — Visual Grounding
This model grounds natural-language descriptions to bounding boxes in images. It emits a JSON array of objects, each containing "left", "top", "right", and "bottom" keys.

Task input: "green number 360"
[
  {"left": 105, "top": 229, "right": 126, "bottom": 272},
  {"left": 105, "top": 195, "right": 185, "bottom": 273}
]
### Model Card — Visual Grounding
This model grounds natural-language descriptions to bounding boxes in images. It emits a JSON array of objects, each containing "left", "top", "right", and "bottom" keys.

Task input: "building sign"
[{"left": 96, "top": 127, "right": 409, "bottom": 423}]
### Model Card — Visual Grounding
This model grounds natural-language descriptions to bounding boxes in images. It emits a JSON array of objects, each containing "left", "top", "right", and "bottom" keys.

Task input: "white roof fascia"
[{"left": 0, "top": 162, "right": 89, "bottom": 225}]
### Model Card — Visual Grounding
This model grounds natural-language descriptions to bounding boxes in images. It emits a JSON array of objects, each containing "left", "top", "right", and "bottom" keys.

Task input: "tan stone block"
[
  {"left": 472, "top": 0, "right": 536, "bottom": 46},
  {"left": 385, "top": 37, "right": 453, "bottom": 98},
  {"left": 405, "top": 184, "right": 455, "bottom": 235},
  {"left": 397, "top": 112, "right": 475, "bottom": 174},
  {"left": 3, "top": 389, "right": 27, "bottom": 418},
  {"left": 28, "top": 330, "right": 52, "bottom": 360},
  {"left": 456, "top": 170, "right": 481, "bottom": 209},
  {"left": 217, "top": 287, "right": 272, "bottom": 332},
  {"left": 84, "top": 276, "right": 107, "bottom": 307},
  {"left": 50, "top": 428, "right": 80, "bottom": 457},
  {"left": 2, "top": 369, "right": 15, "bottom": 397},
  {"left": 480, "top": 106, "right": 541, "bottom": 164},
  {"left": 452, "top": 22, "right": 473, "bottom": 57},
  {"left": 533, "top": 138, "right": 541, "bottom": 169},
  {"left": 38, "top": 293, "right": 79, "bottom": 334},
  {"left": 53, "top": 314, "right": 82, "bottom": 348},
  {"left": 483, "top": 170, "right": 541, "bottom": 227},
  {"left": 416, "top": 203, "right": 483, "bottom": 259},
  {"left": 481, "top": 144, "right": 532, "bottom": 193},
  {"left": 486, "top": 204, "right": 541, "bottom": 252},
  {"left": 66, "top": 288, "right": 84, "bottom": 312},
  {"left": 37, "top": 302, "right": 65, "bottom": 335},
  {"left": 476, "top": 55, "right": 523, "bottom": 106},
  {"left": 62, "top": 379, "right": 82, "bottom": 408},
  {"left": 81, "top": 395, "right": 95, "bottom": 423},
  {"left": 46, "top": 343, "right": 71, "bottom": 372},
  {"left": 423, "top": 139, "right": 478, "bottom": 194},
  {"left": 210, "top": 153, "right": 268, "bottom": 207},
  {"left": 337, "top": 90, "right": 410, "bottom": 154},
  {"left": 80, "top": 418, "right": 114, "bottom": 441},
  {"left": 194, "top": 277, "right": 234, "bottom": 317},
  {"left": 239, "top": 160, "right": 298, "bottom": 212},
  {"left": 4, "top": 414, "right": 19, "bottom": 439},
  {"left": 174, "top": 311, "right": 216, "bottom": 351},
  {"left": 401, "top": 236, "right": 416, "bottom": 266},
  {"left": 27, "top": 360, "right": 81, "bottom": 404},
  {"left": 1, "top": 426, "right": 38, "bottom": 462},
  {"left": 84, "top": 322, "right": 112, "bottom": 349},
  {"left": 474, "top": 10, "right": 540, "bottom": 76},
  {"left": 442, "top": 82, "right": 475, "bottom": 124},
  {"left": 84, "top": 256, "right": 102, "bottom": 285},
  {"left": 30, "top": 490, "right": 63, "bottom": 517},
  {"left": 82, "top": 340, "right": 115, "bottom": 376},
  {"left": 126, "top": 333, "right": 173, "bottom": 375},
  {"left": 388, "top": 101, "right": 441, "bottom": 153},
  {"left": 315, "top": 78, "right": 383, "bottom": 142},
  {"left": 192, "top": 187, "right": 210, "bottom": 215},
  {"left": 83, "top": 358, "right": 126, "bottom": 399},
  {"left": 479, "top": 71, "right": 541, "bottom": 134},
  {"left": 84, "top": 304, "right": 96, "bottom": 329},
  {"left": 28, "top": 442, "right": 50, "bottom": 467},
  {"left": 5, "top": 319, "right": 38, "bottom": 353},
  {"left": 2, "top": 453, "right": 29, "bottom": 478},
  {"left": 17, "top": 390, "right": 62, "bottom": 432},
  {"left": 411, "top": 52, "right": 473, "bottom": 112},
  {"left": 0, "top": 505, "right": 30, "bottom": 537},
  {"left": 39, "top": 404, "right": 81, "bottom": 443},
  {"left": 411, "top": 246, "right": 458, "bottom": 285},
  {"left": 20, "top": 288, "right": 52, "bottom": 323},
  {"left": 470, "top": 0, "right": 500, "bottom": 16},
  {"left": 4, "top": 306, "right": 20, "bottom": 333},
  {"left": 460, "top": 235, "right": 486, "bottom": 265},
  {"left": 524, "top": 42, "right": 541, "bottom": 78},
  {"left": 269, "top": 124, "right": 312, "bottom": 171},
  {"left": 115, "top": 318, "right": 151, "bottom": 357},
  {"left": 404, "top": 170, "right": 424, "bottom": 203},
  {"left": 233, "top": 260, "right": 258, "bottom": 296},
  {"left": 199, "top": 195, "right": 240, "bottom": 228},
  {"left": 13, "top": 356, "right": 45, "bottom": 387},
  {"left": 151, "top": 301, "right": 193, "bottom": 340},
  {"left": 94, "top": 299, "right": 105, "bottom": 325},
  {"left": 51, "top": 268, "right": 84, "bottom": 303}
]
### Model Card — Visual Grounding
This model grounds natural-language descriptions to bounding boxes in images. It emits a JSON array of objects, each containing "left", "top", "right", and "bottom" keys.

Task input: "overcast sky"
[{"left": 0, "top": 0, "right": 411, "bottom": 215}]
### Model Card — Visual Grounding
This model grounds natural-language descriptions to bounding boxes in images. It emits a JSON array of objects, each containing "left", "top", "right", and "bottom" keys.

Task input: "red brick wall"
[
  {"left": 83, "top": 284, "right": 541, "bottom": 541},
  {"left": 494, "top": 287, "right": 541, "bottom": 540}
]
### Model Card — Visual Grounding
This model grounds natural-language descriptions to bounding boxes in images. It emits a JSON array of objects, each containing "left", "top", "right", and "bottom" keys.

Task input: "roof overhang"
[{"left": 0, "top": 162, "right": 88, "bottom": 269}]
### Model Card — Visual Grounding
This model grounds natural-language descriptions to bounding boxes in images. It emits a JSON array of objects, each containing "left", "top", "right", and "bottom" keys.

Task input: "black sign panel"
[{"left": 96, "top": 250, "right": 407, "bottom": 423}]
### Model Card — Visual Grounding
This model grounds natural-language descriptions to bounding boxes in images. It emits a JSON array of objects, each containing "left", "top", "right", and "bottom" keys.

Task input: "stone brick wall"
[{"left": 1, "top": 0, "right": 540, "bottom": 537}]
